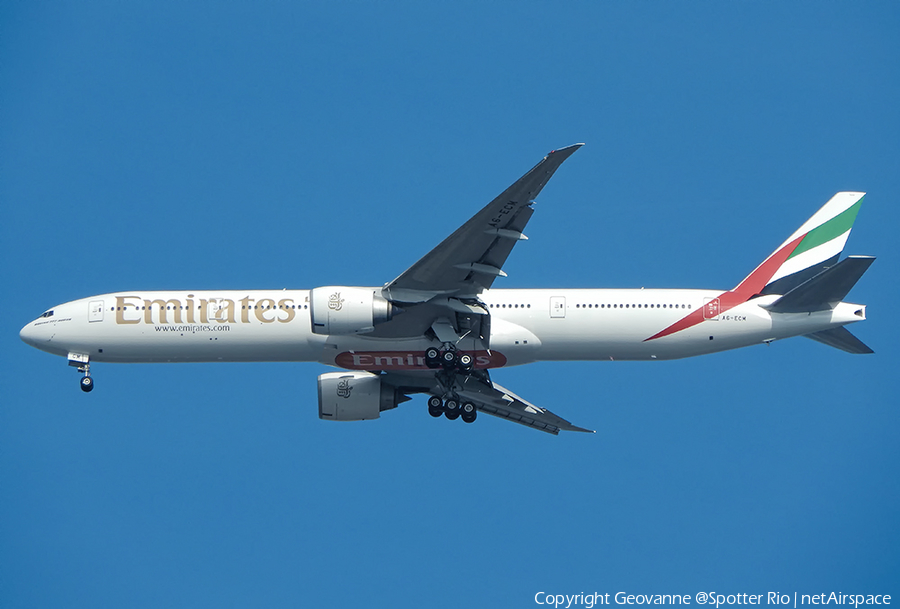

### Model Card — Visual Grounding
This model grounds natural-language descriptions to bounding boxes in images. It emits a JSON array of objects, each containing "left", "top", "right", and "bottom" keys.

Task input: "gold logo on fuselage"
[{"left": 114, "top": 294, "right": 297, "bottom": 325}]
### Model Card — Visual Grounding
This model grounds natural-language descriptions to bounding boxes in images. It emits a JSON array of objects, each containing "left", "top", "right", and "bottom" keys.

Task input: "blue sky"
[{"left": 2, "top": 3, "right": 898, "bottom": 607}]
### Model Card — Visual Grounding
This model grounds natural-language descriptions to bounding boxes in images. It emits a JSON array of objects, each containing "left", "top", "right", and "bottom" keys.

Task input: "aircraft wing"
[
  {"left": 383, "top": 370, "right": 594, "bottom": 435},
  {"left": 457, "top": 376, "right": 594, "bottom": 435},
  {"left": 382, "top": 144, "right": 583, "bottom": 304}
]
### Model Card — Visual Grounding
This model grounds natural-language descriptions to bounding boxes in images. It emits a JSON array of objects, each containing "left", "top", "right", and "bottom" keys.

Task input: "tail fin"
[{"left": 733, "top": 192, "right": 865, "bottom": 297}]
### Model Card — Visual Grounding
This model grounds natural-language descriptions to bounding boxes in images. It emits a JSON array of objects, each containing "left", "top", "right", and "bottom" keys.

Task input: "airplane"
[{"left": 19, "top": 144, "right": 874, "bottom": 435}]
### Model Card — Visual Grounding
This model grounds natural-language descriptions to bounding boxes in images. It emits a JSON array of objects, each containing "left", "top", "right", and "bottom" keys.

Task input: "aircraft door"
[
  {"left": 89, "top": 300, "right": 104, "bottom": 322},
  {"left": 703, "top": 297, "right": 721, "bottom": 320},
  {"left": 550, "top": 296, "right": 566, "bottom": 318}
]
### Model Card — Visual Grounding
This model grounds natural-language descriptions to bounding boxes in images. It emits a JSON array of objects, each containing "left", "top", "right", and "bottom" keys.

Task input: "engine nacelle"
[
  {"left": 317, "top": 371, "right": 403, "bottom": 421},
  {"left": 309, "top": 286, "right": 395, "bottom": 335}
]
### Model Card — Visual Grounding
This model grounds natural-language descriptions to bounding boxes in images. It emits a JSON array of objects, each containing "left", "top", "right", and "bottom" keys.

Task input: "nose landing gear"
[{"left": 68, "top": 353, "right": 93, "bottom": 393}]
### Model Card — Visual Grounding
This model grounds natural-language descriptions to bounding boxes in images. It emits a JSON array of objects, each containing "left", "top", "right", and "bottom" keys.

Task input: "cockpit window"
[{"left": 40, "top": 310, "right": 54, "bottom": 318}]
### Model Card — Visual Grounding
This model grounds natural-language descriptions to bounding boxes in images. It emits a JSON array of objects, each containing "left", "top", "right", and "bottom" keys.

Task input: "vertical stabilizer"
[{"left": 733, "top": 192, "right": 864, "bottom": 297}]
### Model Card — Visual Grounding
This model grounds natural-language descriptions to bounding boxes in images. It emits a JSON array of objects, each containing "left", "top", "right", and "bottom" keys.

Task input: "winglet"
[
  {"left": 551, "top": 143, "right": 586, "bottom": 153},
  {"left": 546, "top": 143, "right": 584, "bottom": 165}
]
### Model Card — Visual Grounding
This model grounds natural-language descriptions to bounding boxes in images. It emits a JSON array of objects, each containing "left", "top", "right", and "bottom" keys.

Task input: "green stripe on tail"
[{"left": 788, "top": 197, "right": 863, "bottom": 260}]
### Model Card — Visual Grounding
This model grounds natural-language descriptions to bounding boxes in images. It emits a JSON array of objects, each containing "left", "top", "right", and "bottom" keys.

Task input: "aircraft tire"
[
  {"left": 80, "top": 377, "right": 94, "bottom": 393},
  {"left": 425, "top": 347, "right": 441, "bottom": 369},
  {"left": 440, "top": 349, "right": 457, "bottom": 369},
  {"left": 427, "top": 395, "right": 444, "bottom": 417},
  {"left": 444, "top": 397, "right": 459, "bottom": 419},
  {"left": 457, "top": 353, "right": 474, "bottom": 372}
]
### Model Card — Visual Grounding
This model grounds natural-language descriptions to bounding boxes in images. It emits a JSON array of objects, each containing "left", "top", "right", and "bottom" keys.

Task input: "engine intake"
[
  {"left": 309, "top": 286, "right": 395, "bottom": 335},
  {"left": 317, "top": 371, "right": 406, "bottom": 421}
]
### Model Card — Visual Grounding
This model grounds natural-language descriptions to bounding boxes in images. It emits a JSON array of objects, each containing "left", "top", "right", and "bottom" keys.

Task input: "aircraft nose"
[{"left": 20, "top": 320, "right": 39, "bottom": 346}]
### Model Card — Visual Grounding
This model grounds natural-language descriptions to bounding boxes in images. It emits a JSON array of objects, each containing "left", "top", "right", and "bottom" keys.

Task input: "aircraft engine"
[
  {"left": 317, "top": 371, "right": 407, "bottom": 421},
  {"left": 309, "top": 286, "right": 395, "bottom": 335}
]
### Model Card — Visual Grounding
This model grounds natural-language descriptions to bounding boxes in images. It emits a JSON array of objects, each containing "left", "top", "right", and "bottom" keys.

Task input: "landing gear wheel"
[
  {"left": 457, "top": 352, "right": 474, "bottom": 373},
  {"left": 461, "top": 402, "right": 476, "bottom": 423},
  {"left": 427, "top": 395, "right": 444, "bottom": 417},
  {"left": 444, "top": 397, "right": 460, "bottom": 420},
  {"left": 440, "top": 349, "right": 457, "bottom": 369},
  {"left": 80, "top": 376, "right": 94, "bottom": 393},
  {"left": 461, "top": 410, "right": 477, "bottom": 424},
  {"left": 425, "top": 347, "right": 441, "bottom": 369}
]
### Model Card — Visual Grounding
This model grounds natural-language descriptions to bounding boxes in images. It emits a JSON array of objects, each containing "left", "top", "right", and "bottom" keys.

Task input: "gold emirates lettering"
[{"left": 115, "top": 295, "right": 296, "bottom": 325}]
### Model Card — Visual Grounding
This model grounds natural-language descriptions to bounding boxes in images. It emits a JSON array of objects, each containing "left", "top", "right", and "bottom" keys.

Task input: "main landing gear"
[
  {"left": 424, "top": 345, "right": 474, "bottom": 373},
  {"left": 425, "top": 344, "right": 478, "bottom": 424},
  {"left": 427, "top": 393, "right": 477, "bottom": 424}
]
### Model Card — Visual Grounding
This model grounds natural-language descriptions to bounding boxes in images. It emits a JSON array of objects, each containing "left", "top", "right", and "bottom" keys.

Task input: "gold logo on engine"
[{"left": 328, "top": 292, "right": 344, "bottom": 311}]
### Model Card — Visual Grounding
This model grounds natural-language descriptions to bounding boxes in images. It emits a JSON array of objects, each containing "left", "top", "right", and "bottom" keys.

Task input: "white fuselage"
[{"left": 19, "top": 288, "right": 865, "bottom": 370}]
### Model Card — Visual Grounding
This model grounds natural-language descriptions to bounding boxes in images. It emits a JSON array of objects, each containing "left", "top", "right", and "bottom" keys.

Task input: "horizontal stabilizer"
[
  {"left": 805, "top": 327, "right": 874, "bottom": 354},
  {"left": 764, "top": 256, "right": 875, "bottom": 313}
]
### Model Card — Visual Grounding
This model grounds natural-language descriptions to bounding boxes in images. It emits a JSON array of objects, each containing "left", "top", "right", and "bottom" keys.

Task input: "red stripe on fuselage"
[
  {"left": 335, "top": 350, "right": 507, "bottom": 371},
  {"left": 644, "top": 234, "right": 805, "bottom": 342}
]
